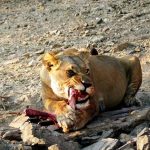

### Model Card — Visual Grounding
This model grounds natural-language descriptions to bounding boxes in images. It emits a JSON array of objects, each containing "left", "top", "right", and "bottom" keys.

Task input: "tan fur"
[{"left": 40, "top": 48, "right": 142, "bottom": 132}]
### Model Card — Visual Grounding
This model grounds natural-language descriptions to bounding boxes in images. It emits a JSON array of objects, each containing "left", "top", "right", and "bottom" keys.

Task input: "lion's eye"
[
  {"left": 86, "top": 69, "right": 90, "bottom": 74},
  {"left": 67, "top": 69, "right": 76, "bottom": 78}
]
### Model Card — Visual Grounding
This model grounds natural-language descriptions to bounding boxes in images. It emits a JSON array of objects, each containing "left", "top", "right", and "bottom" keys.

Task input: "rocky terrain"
[{"left": 0, "top": 0, "right": 150, "bottom": 149}]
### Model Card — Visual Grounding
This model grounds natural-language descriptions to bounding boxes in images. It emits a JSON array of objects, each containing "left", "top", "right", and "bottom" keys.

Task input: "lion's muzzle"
[{"left": 68, "top": 85, "right": 94, "bottom": 110}]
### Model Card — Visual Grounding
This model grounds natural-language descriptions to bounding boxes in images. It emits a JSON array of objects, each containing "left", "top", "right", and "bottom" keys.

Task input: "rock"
[
  {"left": 48, "top": 144, "right": 61, "bottom": 150},
  {"left": 82, "top": 138, "right": 119, "bottom": 150},
  {"left": 24, "top": 24, "right": 28, "bottom": 27},
  {"left": 28, "top": 59, "right": 35, "bottom": 66},
  {"left": 105, "top": 41, "right": 114, "bottom": 46},
  {"left": 101, "top": 129, "right": 114, "bottom": 138},
  {"left": 20, "top": 122, "right": 45, "bottom": 145},
  {"left": 137, "top": 128, "right": 150, "bottom": 137},
  {"left": 0, "top": 139, "right": 32, "bottom": 150},
  {"left": 2, "top": 58, "right": 19, "bottom": 65},
  {"left": 103, "top": 48, "right": 110, "bottom": 53},
  {"left": 136, "top": 128, "right": 150, "bottom": 150},
  {"left": 96, "top": 18, "right": 103, "bottom": 24},
  {"left": 130, "top": 122, "right": 149, "bottom": 136},
  {"left": 9, "top": 114, "right": 29, "bottom": 128},
  {"left": 112, "top": 42, "right": 131, "bottom": 52},
  {"left": 0, "top": 140, "right": 11, "bottom": 150},
  {"left": 2, "top": 129, "right": 21, "bottom": 141},
  {"left": 92, "top": 36, "right": 106, "bottom": 43},
  {"left": 134, "top": 47, "right": 143, "bottom": 52},
  {"left": 82, "top": 30, "right": 90, "bottom": 37},
  {"left": 36, "top": 54, "right": 44, "bottom": 61},
  {"left": 119, "top": 133, "right": 132, "bottom": 143},
  {"left": 80, "top": 136, "right": 101, "bottom": 146},
  {"left": 137, "top": 135, "right": 150, "bottom": 150},
  {"left": 50, "top": 43, "right": 62, "bottom": 49},
  {"left": 103, "top": 18, "right": 109, "bottom": 23},
  {"left": 44, "top": 40, "right": 51, "bottom": 45},
  {"left": 22, "top": 41, "right": 28, "bottom": 45},
  {"left": 49, "top": 30, "right": 59, "bottom": 35},
  {"left": 16, "top": 24, "right": 20, "bottom": 28},
  {"left": 35, "top": 49, "right": 45, "bottom": 54},
  {"left": 102, "top": 27, "right": 110, "bottom": 32},
  {"left": 20, "top": 121, "right": 79, "bottom": 150},
  {"left": 23, "top": 53, "right": 31, "bottom": 58}
]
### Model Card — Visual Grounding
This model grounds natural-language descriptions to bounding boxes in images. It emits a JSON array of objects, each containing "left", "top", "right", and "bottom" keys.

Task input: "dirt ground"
[{"left": 0, "top": 0, "right": 150, "bottom": 127}]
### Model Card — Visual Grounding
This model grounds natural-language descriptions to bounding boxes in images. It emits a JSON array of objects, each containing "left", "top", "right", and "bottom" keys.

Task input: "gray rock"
[
  {"left": 130, "top": 122, "right": 149, "bottom": 136},
  {"left": 92, "top": 36, "right": 106, "bottom": 43},
  {"left": 96, "top": 18, "right": 103, "bottom": 24},
  {"left": 82, "top": 138, "right": 119, "bottom": 150},
  {"left": 48, "top": 144, "right": 60, "bottom": 150},
  {"left": 2, "top": 129, "right": 21, "bottom": 141},
  {"left": 137, "top": 134, "right": 150, "bottom": 150},
  {"left": 119, "top": 133, "right": 133, "bottom": 143}
]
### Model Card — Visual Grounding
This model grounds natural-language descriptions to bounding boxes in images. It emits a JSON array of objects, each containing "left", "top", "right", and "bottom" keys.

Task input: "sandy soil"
[{"left": 0, "top": 0, "right": 150, "bottom": 126}]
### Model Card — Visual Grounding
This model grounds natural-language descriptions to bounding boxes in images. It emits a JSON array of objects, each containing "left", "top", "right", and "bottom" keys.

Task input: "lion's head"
[{"left": 41, "top": 48, "right": 95, "bottom": 109}]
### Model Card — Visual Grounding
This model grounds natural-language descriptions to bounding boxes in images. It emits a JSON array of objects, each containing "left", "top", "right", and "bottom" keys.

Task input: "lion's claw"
[{"left": 56, "top": 105, "right": 77, "bottom": 132}]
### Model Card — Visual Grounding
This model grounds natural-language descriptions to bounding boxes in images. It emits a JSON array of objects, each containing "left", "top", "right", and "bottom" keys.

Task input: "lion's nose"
[{"left": 82, "top": 82, "right": 92, "bottom": 88}]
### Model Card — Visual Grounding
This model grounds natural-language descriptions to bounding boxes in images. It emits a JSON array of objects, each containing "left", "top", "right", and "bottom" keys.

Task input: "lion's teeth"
[
  {"left": 78, "top": 95, "right": 89, "bottom": 101},
  {"left": 76, "top": 100, "right": 90, "bottom": 109}
]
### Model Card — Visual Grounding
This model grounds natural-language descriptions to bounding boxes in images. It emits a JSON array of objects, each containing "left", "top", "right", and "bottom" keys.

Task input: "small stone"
[
  {"left": 0, "top": 140, "right": 9, "bottom": 150},
  {"left": 36, "top": 54, "right": 43, "bottom": 61},
  {"left": 2, "top": 130, "right": 21, "bottom": 141},
  {"left": 16, "top": 24, "right": 20, "bottom": 28},
  {"left": 135, "top": 47, "right": 141, "bottom": 52},
  {"left": 137, "top": 135, "right": 150, "bottom": 150},
  {"left": 24, "top": 24, "right": 28, "bottom": 27},
  {"left": 102, "top": 27, "right": 110, "bottom": 32},
  {"left": 83, "top": 23, "right": 88, "bottom": 27},
  {"left": 48, "top": 144, "right": 60, "bottom": 150},
  {"left": 82, "top": 30, "right": 90, "bottom": 37},
  {"left": 50, "top": 30, "right": 58, "bottom": 35},
  {"left": 130, "top": 122, "right": 149, "bottom": 136},
  {"left": 112, "top": 42, "right": 131, "bottom": 52},
  {"left": 9, "top": 114, "right": 29, "bottom": 128},
  {"left": 51, "top": 44, "right": 62, "bottom": 49},
  {"left": 101, "top": 129, "right": 114, "bottom": 138},
  {"left": 3, "top": 58, "right": 19, "bottom": 65},
  {"left": 29, "top": 7, "right": 35, "bottom": 12},
  {"left": 45, "top": 40, "right": 50, "bottom": 45},
  {"left": 92, "top": 36, "right": 106, "bottom": 43},
  {"left": 23, "top": 53, "right": 30, "bottom": 58},
  {"left": 35, "top": 49, "right": 45, "bottom": 55},
  {"left": 82, "top": 138, "right": 119, "bottom": 150},
  {"left": 137, "top": 128, "right": 150, "bottom": 137},
  {"left": 75, "top": 13, "right": 79, "bottom": 16},
  {"left": 104, "top": 48, "right": 110, "bottom": 53},
  {"left": 119, "top": 133, "right": 132, "bottom": 143},
  {"left": 20, "top": 122, "right": 45, "bottom": 145},
  {"left": 105, "top": 41, "right": 114, "bottom": 46},
  {"left": 47, "top": 125, "right": 59, "bottom": 131},
  {"left": 28, "top": 59, "right": 35, "bottom": 67},
  {"left": 96, "top": 18, "right": 103, "bottom": 24},
  {"left": 22, "top": 41, "right": 28, "bottom": 45},
  {"left": 103, "top": 18, "right": 109, "bottom": 23},
  {"left": 136, "top": 128, "right": 150, "bottom": 150}
]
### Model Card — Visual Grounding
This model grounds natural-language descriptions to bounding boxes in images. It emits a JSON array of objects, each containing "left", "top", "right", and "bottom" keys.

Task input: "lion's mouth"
[{"left": 68, "top": 88, "right": 90, "bottom": 109}]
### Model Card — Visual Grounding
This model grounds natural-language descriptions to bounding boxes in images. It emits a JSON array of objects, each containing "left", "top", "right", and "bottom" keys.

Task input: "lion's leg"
[
  {"left": 122, "top": 56, "right": 142, "bottom": 106},
  {"left": 43, "top": 98, "right": 77, "bottom": 132}
]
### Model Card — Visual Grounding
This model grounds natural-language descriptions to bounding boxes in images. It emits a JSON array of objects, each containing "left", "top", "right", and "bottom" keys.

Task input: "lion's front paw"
[
  {"left": 124, "top": 96, "right": 143, "bottom": 107},
  {"left": 56, "top": 105, "right": 77, "bottom": 132}
]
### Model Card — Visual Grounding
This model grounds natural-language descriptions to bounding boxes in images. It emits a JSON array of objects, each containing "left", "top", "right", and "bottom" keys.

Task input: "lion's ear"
[
  {"left": 90, "top": 48, "right": 98, "bottom": 55},
  {"left": 42, "top": 52, "right": 59, "bottom": 70}
]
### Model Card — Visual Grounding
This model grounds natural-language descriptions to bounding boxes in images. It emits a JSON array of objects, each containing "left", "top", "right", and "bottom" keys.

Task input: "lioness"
[{"left": 40, "top": 48, "right": 142, "bottom": 132}]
